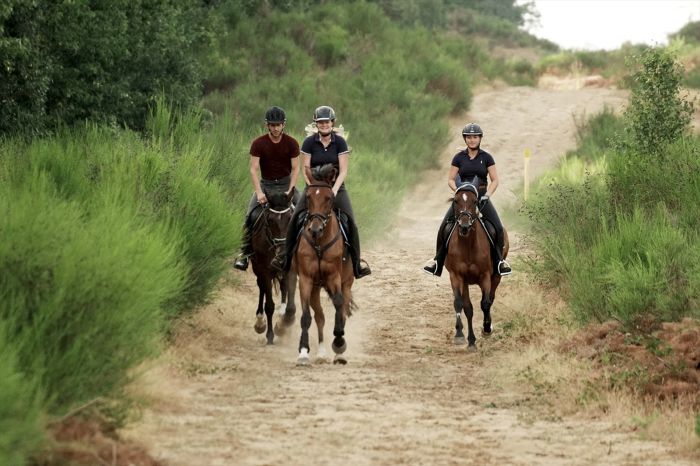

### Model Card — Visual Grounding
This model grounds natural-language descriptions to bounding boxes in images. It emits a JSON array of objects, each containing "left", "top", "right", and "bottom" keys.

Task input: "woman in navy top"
[
  {"left": 423, "top": 123, "right": 511, "bottom": 277},
  {"left": 280, "top": 105, "right": 371, "bottom": 279}
]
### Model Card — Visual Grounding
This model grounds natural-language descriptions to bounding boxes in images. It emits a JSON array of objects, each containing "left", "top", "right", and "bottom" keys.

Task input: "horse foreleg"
[
  {"left": 462, "top": 282, "right": 477, "bottom": 351},
  {"left": 254, "top": 276, "right": 267, "bottom": 335},
  {"left": 449, "top": 272, "right": 466, "bottom": 346},
  {"left": 480, "top": 276, "right": 493, "bottom": 336},
  {"left": 274, "top": 272, "right": 297, "bottom": 336},
  {"left": 264, "top": 277, "right": 275, "bottom": 345},
  {"left": 285, "top": 271, "right": 298, "bottom": 323},
  {"left": 310, "top": 287, "right": 327, "bottom": 362},
  {"left": 331, "top": 291, "right": 347, "bottom": 365},
  {"left": 297, "top": 276, "right": 313, "bottom": 366}
]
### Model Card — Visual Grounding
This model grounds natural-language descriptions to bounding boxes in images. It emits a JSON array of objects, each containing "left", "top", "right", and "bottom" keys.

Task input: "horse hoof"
[
  {"left": 467, "top": 344, "right": 477, "bottom": 353},
  {"left": 273, "top": 322, "right": 285, "bottom": 336},
  {"left": 253, "top": 316, "right": 266, "bottom": 334},
  {"left": 333, "top": 354, "right": 347, "bottom": 365},
  {"left": 482, "top": 329, "right": 492, "bottom": 337},
  {"left": 315, "top": 347, "right": 328, "bottom": 364},
  {"left": 454, "top": 336, "right": 466, "bottom": 345},
  {"left": 297, "top": 349, "right": 310, "bottom": 366},
  {"left": 332, "top": 340, "right": 347, "bottom": 354}
]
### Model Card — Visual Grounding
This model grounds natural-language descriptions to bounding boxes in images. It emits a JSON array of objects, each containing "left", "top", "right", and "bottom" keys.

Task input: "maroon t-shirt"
[{"left": 249, "top": 133, "right": 300, "bottom": 180}]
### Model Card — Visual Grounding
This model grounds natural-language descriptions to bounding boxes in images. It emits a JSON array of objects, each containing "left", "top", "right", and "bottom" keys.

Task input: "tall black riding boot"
[
  {"left": 279, "top": 209, "right": 305, "bottom": 272},
  {"left": 494, "top": 229, "right": 511, "bottom": 276},
  {"left": 233, "top": 224, "right": 253, "bottom": 271},
  {"left": 346, "top": 215, "right": 371, "bottom": 278}
]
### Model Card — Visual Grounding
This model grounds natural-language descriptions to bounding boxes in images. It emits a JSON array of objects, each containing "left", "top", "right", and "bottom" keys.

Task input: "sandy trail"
[{"left": 125, "top": 86, "right": 694, "bottom": 465}]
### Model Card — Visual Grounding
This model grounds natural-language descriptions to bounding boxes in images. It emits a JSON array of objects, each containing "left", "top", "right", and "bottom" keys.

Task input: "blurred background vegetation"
[{"left": 1, "top": 0, "right": 699, "bottom": 463}]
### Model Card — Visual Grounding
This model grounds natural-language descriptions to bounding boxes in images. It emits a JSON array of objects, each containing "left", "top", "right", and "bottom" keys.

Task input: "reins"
[{"left": 256, "top": 202, "right": 294, "bottom": 253}]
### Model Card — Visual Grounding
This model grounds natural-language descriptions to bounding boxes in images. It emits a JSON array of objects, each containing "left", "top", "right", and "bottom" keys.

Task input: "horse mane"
[
  {"left": 266, "top": 190, "right": 291, "bottom": 210},
  {"left": 310, "top": 163, "right": 337, "bottom": 185}
]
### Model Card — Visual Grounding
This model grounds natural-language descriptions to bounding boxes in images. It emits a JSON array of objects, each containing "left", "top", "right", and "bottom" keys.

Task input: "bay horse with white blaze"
[
  {"left": 251, "top": 189, "right": 297, "bottom": 344},
  {"left": 444, "top": 182, "right": 509, "bottom": 352},
  {"left": 293, "top": 164, "right": 354, "bottom": 365}
]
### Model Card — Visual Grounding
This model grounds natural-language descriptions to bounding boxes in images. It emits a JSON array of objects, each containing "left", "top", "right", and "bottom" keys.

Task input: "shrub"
[
  {"left": 0, "top": 321, "right": 45, "bottom": 466},
  {"left": 619, "top": 47, "right": 693, "bottom": 153},
  {"left": 0, "top": 182, "right": 185, "bottom": 411},
  {"left": 0, "top": 0, "right": 212, "bottom": 135}
]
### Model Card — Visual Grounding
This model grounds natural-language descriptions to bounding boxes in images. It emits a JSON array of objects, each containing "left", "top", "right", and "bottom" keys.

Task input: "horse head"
[
  {"left": 305, "top": 164, "right": 337, "bottom": 241},
  {"left": 453, "top": 182, "right": 479, "bottom": 237},
  {"left": 263, "top": 188, "right": 295, "bottom": 257}
]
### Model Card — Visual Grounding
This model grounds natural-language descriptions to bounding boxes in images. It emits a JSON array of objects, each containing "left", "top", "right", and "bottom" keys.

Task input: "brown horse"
[
  {"left": 444, "top": 183, "right": 509, "bottom": 352},
  {"left": 293, "top": 165, "right": 354, "bottom": 365},
  {"left": 251, "top": 189, "right": 297, "bottom": 345}
]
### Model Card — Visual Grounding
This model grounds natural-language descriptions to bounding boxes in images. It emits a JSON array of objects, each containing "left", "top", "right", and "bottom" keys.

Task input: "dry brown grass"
[{"left": 483, "top": 270, "right": 700, "bottom": 459}]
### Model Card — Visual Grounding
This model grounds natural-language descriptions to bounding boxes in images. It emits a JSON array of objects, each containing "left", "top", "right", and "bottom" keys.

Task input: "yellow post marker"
[{"left": 523, "top": 148, "right": 532, "bottom": 201}]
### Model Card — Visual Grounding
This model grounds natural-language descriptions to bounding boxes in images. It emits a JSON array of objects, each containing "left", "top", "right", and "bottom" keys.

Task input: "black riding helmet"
[
  {"left": 313, "top": 105, "right": 336, "bottom": 122},
  {"left": 462, "top": 123, "right": 483, "bottom": 136},
  {"left": 265, "top": 106, "right": 286, "bottom": 124}
]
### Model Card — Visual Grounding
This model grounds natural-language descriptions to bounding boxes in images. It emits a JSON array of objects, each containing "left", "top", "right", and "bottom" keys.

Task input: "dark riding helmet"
[
  {"left": 265, "top": 106, "right": 286, "bottom": 124},
  {"left": 313, "top": 105, "right": 336, "bottom": 122},
  {"left": 462, "top": 123, "right": 483, "bottom": 137}
]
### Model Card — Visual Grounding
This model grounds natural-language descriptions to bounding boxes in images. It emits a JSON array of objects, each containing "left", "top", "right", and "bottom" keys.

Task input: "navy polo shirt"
[
  {"left": 451, "top": 148, "right": 495, "bottom": 190},
  {"left": 300, "top": 132, "right": 350, "bottom": 170}
]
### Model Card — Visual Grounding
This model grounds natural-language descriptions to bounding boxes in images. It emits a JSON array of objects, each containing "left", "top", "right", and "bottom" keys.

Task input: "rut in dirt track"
[{"left": 125, "top": 86, "right": 693, "bottom": 466}]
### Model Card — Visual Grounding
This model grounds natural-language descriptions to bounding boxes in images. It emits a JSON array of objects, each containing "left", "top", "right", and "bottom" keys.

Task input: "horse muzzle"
[{"left": 456, "top": 211, "right": 476, "bottom": 236}]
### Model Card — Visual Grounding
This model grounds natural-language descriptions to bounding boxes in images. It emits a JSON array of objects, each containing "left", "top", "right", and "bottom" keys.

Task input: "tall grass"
[
  {"left": 0, "top": 321, "right": 44, "bottom": 466},
  {"left": 525, "top": 47, "right": 699, "bottom": 329},
  {"left": 0, "top": 181, "right": 185, "bottom": 410}
]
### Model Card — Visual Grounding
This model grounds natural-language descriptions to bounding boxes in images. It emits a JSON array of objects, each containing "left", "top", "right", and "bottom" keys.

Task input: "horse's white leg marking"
[
  {"left": 297, "top": 347, "right": 310, "bottom": 366},
  {"left": 317, "top": 344, "right": 327, "bottom": 362}
]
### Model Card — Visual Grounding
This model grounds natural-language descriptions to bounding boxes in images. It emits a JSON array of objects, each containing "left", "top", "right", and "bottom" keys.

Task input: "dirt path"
[{"left": 125, "top": 86, "right": 694, "bottom": 465}]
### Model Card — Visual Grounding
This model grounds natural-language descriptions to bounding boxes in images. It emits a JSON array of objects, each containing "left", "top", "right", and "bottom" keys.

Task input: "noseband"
[{"left": 455, "top": 206, "right": 478, "bottom": 231}]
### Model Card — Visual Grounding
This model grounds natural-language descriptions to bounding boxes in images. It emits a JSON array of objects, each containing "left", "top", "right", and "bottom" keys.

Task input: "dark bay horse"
[
  {"left": 293, "top": 165, "right": 354, "bottom": 365},
  {"left": 251, "top": 189, "right": 297, "bottom": 344},
  {"left": 444, "top": 183, "right": 509, "bottom": 352}
]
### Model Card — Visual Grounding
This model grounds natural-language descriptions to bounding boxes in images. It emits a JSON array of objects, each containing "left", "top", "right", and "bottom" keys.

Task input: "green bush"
[
  {"left": 618, "top": 47, "right": 693, "bottom": 154},
  {"left": 0, "top": 182, "right": 185, "bottom": 411},
  {"left": 670, "top": 20, "right": 700, "bottom": 44},
  {"left": 1, "top": 115, "right": 241, "bottom": 316},
  {"left": 0, "top": 321, "right": 45, "bottom": 466},
  {"left": 578, "top": 207, "right": 700, "bottom": 324},
  {"left": 526, "top": 47, "right": 700, "bottom": 329},
  {"left": 0, "top": 0, "right": 212, "bottom": 135},
  {"left": 683, "top": 66, "right": 700, "bottom": 88}
]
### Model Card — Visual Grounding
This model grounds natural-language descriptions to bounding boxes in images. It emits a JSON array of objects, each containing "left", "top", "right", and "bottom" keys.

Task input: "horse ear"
[
  {"left": 287, "top": 187, "right": 295, "bottom": 202},
  {"left": 310, "top": 166, "right": 321, "bottom": 182}
]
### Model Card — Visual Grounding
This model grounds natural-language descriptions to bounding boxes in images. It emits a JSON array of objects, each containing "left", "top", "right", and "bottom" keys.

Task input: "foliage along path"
[{"left": 125, "top": 85, "right": 693, "bottom": 465}]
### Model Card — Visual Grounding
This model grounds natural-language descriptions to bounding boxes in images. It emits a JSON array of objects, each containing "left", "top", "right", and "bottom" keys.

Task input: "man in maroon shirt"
[{"left": 234, "top": 106, "right": 301, "bottom": 271}]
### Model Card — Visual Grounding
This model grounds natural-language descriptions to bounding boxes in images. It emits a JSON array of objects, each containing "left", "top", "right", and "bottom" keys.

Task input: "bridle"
[
  {"left": 260, "top": 203, "right": 293, "bottom": 252},
  {"left": 453, "top": 184, "right": 479, "bottom": 234},
  {"left": 302, "top": 183, "right": 342, "bottom": 266}
]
